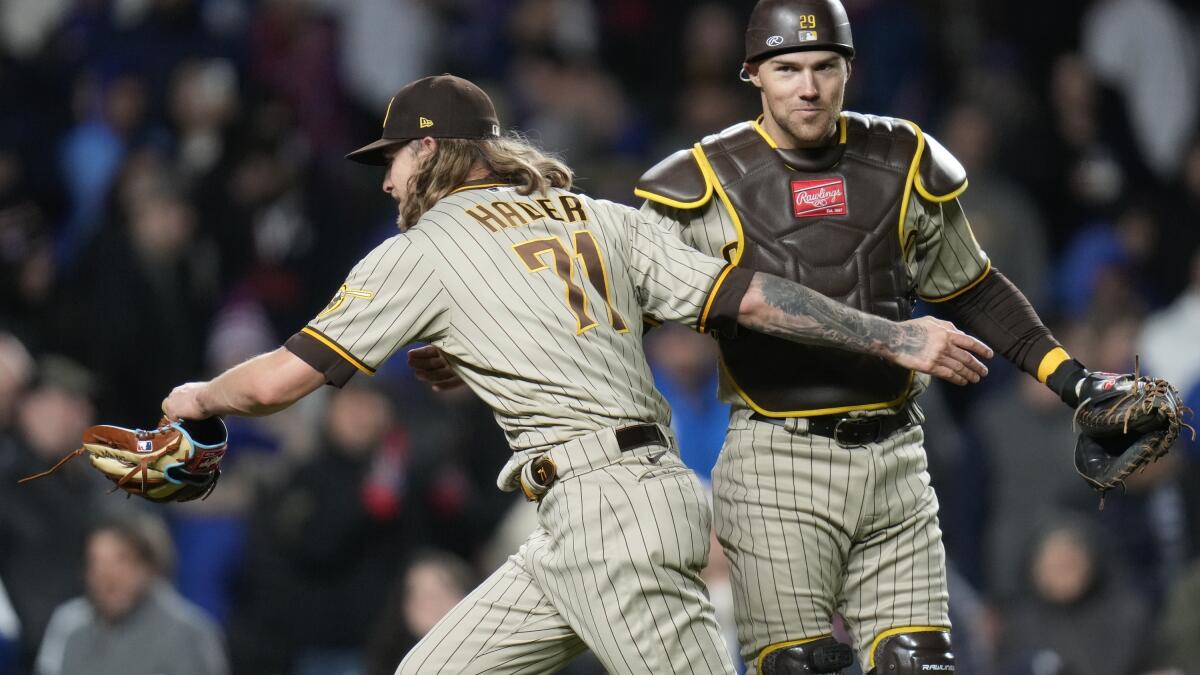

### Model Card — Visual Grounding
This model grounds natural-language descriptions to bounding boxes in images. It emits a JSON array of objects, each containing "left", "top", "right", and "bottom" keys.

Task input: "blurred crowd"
[{"left": 1, "top": 0, "right": 1200, "bottom": 674}]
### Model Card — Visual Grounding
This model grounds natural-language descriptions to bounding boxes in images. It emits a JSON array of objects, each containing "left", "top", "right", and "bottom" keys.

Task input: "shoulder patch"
[
  {"left": 916, "top": 132, "right": 967, "bottom": 201},
  {"left": 634, "top": 148, "right": 713, "bottom": 209},
  {"left": 317, "top": 283, "right": 375, "bottom": 318}
]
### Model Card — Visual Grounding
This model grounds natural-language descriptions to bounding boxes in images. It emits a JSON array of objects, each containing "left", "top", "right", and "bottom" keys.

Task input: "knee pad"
[
  {"left": 759, "top": 636, "right": 855, "bottom": 674},
  {"left": 867, "top": 629, "right": 954, "bottom": 674}
]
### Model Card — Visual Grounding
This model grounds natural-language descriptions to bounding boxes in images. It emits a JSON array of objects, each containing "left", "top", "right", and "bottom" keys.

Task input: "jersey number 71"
[{"left": 513, "top": 231, "right": 629, "bottom": 335}]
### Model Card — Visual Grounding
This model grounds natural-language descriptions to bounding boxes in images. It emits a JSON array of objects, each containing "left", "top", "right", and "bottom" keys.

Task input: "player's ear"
[
  {"left": 415, "top": 136, "right": 438, "bottom": 159},
  {"left": 742, "top": 62, "right": 762, "bottom": 87}
]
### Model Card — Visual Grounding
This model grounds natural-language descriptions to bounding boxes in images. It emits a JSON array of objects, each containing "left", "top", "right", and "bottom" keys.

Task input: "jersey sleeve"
[
  {"left": 625, "top": 208, "right": 752, "bottom": 332},
  {"left": 638, "top": 201, "right": 692, "bottom": 245},
  {"left": 907, "top": 194, "right": 992, "bottom": 301},
  {"left": 285, "top": 234, "right": 449, "bottom": 385},
  {"left": 639, "top": 199, "right": 739, "bottom": 262}
]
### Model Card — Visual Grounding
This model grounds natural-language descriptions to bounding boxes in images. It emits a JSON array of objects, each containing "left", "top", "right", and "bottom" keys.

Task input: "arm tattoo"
[{"left": 746, "top": 273, "right": 926, "bottom": 359}]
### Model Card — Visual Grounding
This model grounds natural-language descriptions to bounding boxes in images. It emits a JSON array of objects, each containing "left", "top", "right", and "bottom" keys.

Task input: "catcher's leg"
[
  {"left": 712, "top": 412, "right": 863, "bottom": 674},
  {"left": 758, "top": 636, "right": 854, "bottom": 674},
  {"left": 865, "top": 630, "right": 954, "bottom": 674},
  {"left": 838, "top": 426, "right": 952, "bottom": 670},
  {"left": 395, "top": 539, "right": 585, "bottom": 675}
]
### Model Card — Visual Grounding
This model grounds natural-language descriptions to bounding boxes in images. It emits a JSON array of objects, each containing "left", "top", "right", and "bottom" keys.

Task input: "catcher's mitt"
[
  {"left": 19, "top": 417, "right": 228, "bottom": 502},
  {"left": 1072, "top": 369, "right": 1193, "bottom": 506}
]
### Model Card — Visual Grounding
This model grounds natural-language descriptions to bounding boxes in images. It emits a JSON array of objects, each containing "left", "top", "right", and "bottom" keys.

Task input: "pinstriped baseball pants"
[
  {"left": 396, "top": 446, "right": 736, "bottom": 675},
  {"left": 712, "top": 410, "right": 950, "bottom": 673}
]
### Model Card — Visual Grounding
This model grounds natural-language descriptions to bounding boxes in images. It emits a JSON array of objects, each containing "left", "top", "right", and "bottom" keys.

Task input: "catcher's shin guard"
[
  {"left": 759, "top": 636, "right": 854, "bottom": 674},
  {"left": 866, "top": 629, "right": 953, "bottom": 674}
]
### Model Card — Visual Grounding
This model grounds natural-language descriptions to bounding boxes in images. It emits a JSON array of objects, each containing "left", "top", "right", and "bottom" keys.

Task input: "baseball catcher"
[
  {"left": 19, "top": 416, "right": 228, "bottom": 502},
  {"left": 1049, "top": 359, "right": 1193, "bottom": 506}
]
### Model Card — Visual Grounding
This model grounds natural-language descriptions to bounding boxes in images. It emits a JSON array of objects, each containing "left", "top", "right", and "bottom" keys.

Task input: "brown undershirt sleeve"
[
  {"left": 931, "top": 268, "right": 1069, "bottom": 382},
  {"left": 699, "top": 265, "right": 756, "bottom": 336},
  {"left": 284, "top": 330, "right": 361, "bottom": 387}
]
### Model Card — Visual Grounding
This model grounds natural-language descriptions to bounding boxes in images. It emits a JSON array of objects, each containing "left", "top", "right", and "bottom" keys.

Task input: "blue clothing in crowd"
[{"left": 653, "top": 368, "right": 728, "bottom": 483}]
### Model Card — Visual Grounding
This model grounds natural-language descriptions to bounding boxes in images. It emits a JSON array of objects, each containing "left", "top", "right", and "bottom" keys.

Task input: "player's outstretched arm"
[
  {"left": 739, "top": 272, "right": 994, "bottom": 386},
  {"left": 162, "top": 347, "right": 326, "bottom": 420}
]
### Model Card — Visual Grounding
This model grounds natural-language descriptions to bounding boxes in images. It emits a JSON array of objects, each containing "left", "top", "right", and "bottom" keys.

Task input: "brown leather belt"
[
  {"left": 750, "top": 406, "right": 914, "bottom": 448},
  {"left": 613, "top": 423, "right": 669, "bottom": 452},
  {"left": 521, "top": 423, "right": 668, "bottom": 501}
]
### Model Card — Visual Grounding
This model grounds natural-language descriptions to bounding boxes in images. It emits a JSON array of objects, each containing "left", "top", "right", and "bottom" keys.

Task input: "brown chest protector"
[{"left": 702, "top": 114, "right": 921, "bottom": 414}]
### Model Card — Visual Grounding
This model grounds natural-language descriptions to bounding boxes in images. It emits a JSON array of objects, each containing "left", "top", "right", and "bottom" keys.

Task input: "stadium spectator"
[{"left": 34, "top": 512, "right": 228, "bottom": 675}]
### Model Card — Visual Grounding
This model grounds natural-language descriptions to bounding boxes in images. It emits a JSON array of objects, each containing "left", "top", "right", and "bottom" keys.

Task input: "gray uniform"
[
  {"left": 638, "top": 114, "right": 989, "bottom": 672},
  {"left": 288, "top": 182, "right": 741, "bottom": 674}
]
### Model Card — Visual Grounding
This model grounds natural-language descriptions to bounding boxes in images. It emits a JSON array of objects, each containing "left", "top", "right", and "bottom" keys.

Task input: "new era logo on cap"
[{"left": 419, "top": 117, "right": 434, "bottom": 128}]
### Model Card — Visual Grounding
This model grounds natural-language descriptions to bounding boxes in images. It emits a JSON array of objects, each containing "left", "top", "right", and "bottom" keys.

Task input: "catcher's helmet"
[{"left": 744, "top": 0, "right": 854, "bottom": 63}]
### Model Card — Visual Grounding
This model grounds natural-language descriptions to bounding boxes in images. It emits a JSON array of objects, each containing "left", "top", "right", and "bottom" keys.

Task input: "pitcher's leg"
[
  {"left": 396, "top": 538, "right": 585, "bottom": 675},
  {"left": 534, "top": 453, "right": 736, "bottom": 675}
]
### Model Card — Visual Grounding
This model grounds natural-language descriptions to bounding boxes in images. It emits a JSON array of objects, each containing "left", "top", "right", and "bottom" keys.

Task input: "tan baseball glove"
[{"left": 20, "top": 417, "right": 228, "bottom": 502}]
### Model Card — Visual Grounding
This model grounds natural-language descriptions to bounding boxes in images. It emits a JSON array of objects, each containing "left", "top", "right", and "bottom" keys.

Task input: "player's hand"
[
  {"left": 162, "top": 382, "right": 211, "bottom": 420},
  {"left": 891, "top": 316, "right": 992, "bottom": 386},
  {"left": 408, "top": 345, "right": 465, "bottom": 391}
]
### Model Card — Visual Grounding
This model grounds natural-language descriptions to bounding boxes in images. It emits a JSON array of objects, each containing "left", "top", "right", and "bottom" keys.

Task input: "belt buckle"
[
  {"left": 616, "top": 423, "right": 669, "bottom": 452},
  {"left": 644, "top": 424, "right": 668, "bottom": 450},
  {"left": 832, "top": 417, "right": 876, "bottom": 449}
]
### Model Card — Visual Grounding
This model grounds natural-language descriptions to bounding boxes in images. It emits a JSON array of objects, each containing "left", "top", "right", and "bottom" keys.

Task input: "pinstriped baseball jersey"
[
  {"left": 295, "top": 183, "right": 738, "bottom": 454},
  {"left": 287, "top": 179, "right": 747, "bottom": 674}
]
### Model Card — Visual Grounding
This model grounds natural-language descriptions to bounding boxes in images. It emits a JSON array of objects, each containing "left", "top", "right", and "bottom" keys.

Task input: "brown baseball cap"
[{"left": 346, "top": 74, "right": 501, "bottom": 165}]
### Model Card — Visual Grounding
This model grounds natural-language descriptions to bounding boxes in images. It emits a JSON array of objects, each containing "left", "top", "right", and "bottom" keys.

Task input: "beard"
[
  {"left": 777, "top": 109, "right": 838, "bottom": 147},
  {"left": 393, "top": 194, "right": 406, "bottom": 229}
]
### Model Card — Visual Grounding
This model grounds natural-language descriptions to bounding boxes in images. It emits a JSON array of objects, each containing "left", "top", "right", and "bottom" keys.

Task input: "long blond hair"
[{"left": 399, "top": 133, "right": 573, "bottom": 230}]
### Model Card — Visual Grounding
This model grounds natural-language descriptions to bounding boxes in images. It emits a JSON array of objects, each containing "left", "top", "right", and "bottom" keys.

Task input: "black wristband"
[{"left": 1046, "top": 358, "right": 1087, "bottom": 407}]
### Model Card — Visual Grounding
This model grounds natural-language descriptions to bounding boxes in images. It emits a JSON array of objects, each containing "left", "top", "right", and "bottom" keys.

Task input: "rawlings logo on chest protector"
[{"left": 791, "top": 178, "right": 848, "bottom": 218}]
